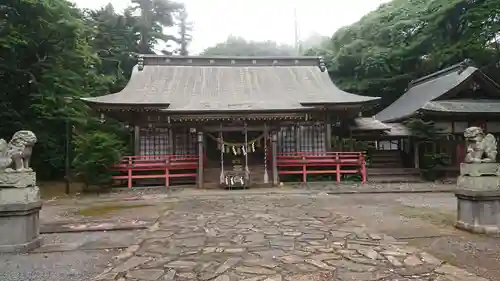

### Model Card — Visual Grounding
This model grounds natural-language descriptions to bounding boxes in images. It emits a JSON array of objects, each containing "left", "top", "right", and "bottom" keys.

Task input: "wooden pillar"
[
  {"left": 295, "top": 125, "right": 301, "bottom": 152},
  {"left": 325, "top": 123, "right": 332, "bottom": 151},
  {"left": 271, "top": 132, "right": 278, "bottom": 186},
  {"left": 168, "top": 127, "right": 174, "bottom": 154},
  {"left": 414, "top": 139, "right": 420, "bottom": 168},
  {"left": 197, "top": 131, "right": 204, "bottom": 188},
  {"left": 134, "top": 125, "right": 140, "bottom": 155}
]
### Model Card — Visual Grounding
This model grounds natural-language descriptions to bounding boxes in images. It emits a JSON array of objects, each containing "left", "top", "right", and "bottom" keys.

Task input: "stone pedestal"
[
  {"left": 457, "top": 163, "right": 500, "bottom": 190},
  {"left": 455, "top": 189, "right": 500, "bottom": 235},
  {"left": 0, "top": 172, "right": 42, "bottom": 253}
]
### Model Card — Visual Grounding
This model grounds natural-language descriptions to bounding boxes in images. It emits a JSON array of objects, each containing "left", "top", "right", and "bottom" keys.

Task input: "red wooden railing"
[
  {"left": 276, "top": 151, "right": 366, "bottom": 183},
  {"left": 111, "top": 154, "right": 199, "bottom": 188}
]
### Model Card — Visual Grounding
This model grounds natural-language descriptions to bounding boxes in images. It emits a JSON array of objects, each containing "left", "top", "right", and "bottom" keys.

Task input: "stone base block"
[
  {"left": 457, "top": 176, "right": 500, "bottom": 190},
  {"left": 0, "top": 171, "right": 36, "bottom": 188},
  {"left": 0, "top": 199, "right": 42, "bottom": 253},
  {"left": 454, "top": 189, "right": 500, "bottom": 236},
  {"left": 0, "top": 185, "right": 40, "bottom": 205},
  {"left": 460, "top": 162, "right": 500, "bottom": 177}
]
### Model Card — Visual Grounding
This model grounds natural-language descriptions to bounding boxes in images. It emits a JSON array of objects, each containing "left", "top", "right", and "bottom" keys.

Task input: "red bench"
[
  {"left": 111, "top": 155, "right": 199, "bottom": 188},
  {"left": 276, "top": 152, "right": 366, "bottom": 183}
]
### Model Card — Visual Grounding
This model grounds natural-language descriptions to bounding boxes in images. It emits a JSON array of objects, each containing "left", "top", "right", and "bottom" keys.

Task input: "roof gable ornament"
[
  {"left": 318, "top": 57, "right": 327, "bottom": 72},
  {"left": 137, "top": 55, "right": 144, "bottom": 71}
]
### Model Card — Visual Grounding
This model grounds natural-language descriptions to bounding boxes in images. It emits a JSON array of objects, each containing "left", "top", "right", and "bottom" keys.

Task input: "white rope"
[
  {"left": 263, "top": 123, "right": 269, "bottom": 184},
  {"left": 206, "top": 132, "right": 265, "bottom": 147},
  {"left": 219, "top": 127, "right": 224, "bottom": 184},
  {"left": 244, "top": 122, "right": 249, "bottom": 181}
]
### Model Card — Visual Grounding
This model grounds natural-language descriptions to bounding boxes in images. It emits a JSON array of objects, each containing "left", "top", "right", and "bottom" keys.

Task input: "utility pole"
[{"left": 293, "top": 7, "right": 300, "bottom": 55}]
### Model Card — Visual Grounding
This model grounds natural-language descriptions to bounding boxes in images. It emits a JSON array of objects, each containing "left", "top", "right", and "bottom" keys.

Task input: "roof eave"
[
  {"left": 420, "top": 109, "right": 500, "bottom": 115},
  {"left": 80, "top": 98, "right": 171, "bottom": 109},
  {"left": 300, "top": 97, "right": 380, "bottom": 107},
  {"left": 378, "top": 112, "right": 416, "bottom": 123}
]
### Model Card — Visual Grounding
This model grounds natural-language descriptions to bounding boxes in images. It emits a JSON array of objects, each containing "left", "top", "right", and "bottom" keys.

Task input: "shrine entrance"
[{"left": 204, "top": 127, "right": 270, "bottom": 188}]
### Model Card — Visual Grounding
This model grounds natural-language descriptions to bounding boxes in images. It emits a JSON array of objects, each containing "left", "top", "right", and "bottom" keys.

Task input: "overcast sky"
[{"left": 72, "top": 0, "right": 389, "bottom": 54}]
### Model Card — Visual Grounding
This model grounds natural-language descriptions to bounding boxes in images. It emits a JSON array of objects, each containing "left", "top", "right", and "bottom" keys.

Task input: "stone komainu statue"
[
  {"left": 0, "top": 130, "right": 37, "bottom": 172},
  {"left": 464, "top": 126, "right": 497, "bottom": 163}
]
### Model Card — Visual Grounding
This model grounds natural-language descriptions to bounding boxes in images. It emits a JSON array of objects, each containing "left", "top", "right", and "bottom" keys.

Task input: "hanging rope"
[
  {"left": 263, "top": 123, "right": 269, "bottom": 184},
  {"left": 206, "top": 132, "right": 265, "bottom": 147},
  {"left": 219, "top": 127, "right": 224, "bottom": 184},
  {"left": 244, "top": 122, "right": 249, "bottom": 181}
]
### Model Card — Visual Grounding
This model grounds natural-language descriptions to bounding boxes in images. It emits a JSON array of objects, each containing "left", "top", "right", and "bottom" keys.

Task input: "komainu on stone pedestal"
[
  {"left": 455, "top": 127, "right": 500, "bottom": 236},
  {"left": 0, "top": 130, "right": 37, "bottom": 188},
  {"left": 458, "top": 127, "right": 500, "bottom": 190},
  {"left": 0, "top": 130, "right": 41, "bottom": 253},
  {"left": 463, "top": 126, "right": 497, "bottom": 163},
  {"left": 0, "top": 130, "right": 37, "bottom": 173}
]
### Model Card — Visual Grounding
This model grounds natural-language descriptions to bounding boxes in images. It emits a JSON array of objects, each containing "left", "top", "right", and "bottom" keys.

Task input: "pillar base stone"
[{"left": 0, "top": 184, "right": 42, "bottom": 253}]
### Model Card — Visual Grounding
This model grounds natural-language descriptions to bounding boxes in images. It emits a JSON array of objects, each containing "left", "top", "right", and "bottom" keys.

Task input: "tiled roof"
[
  {"left": 350, "top": 117, "right": 390, "bottom": 131},
  {"left": 349, "top": 118, "right": 411, "bottom": 136},
  {"left": 421, "top": 99, "right": 500, "bottom": 113},
  {"left": 384, "top": 123, "right": 411, "bottom": 137},
  {"left": 374, "top": 59, "right": 500, "bottom": 122},
  {"left": 82, "top": 55, "right": 379, "bottom": 112}
]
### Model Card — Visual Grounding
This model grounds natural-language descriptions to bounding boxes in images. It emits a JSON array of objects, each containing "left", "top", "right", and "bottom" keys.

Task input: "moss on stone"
[{"left": 78, "top": 203, "right": 152, "bottom": 216}]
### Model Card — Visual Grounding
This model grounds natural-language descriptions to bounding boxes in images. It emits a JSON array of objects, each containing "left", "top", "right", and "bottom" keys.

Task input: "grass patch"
[
  {"left": 78, "top": 203, "right": 152, "bottom": 216},
  {"left": 396, "top": 205, "right": 456, "bottom": 226}
]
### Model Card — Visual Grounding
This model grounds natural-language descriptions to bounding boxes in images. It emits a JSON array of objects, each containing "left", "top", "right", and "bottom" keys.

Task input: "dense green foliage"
[
  {"left": 309, "top": 0, "right": 500, "bottom": 113},
  {"left": 405, "top": 118, "right": 451, "bottom": 180},
  {"left": 202, "top": 36, "right": 297, "bottom": 56},
  {"left": 72, "top": 130, "right": 127, "bottom": 187},
  {"left": 0, "top": 0, "right": 191, "bottom": 182},
  {"left": 201, "top": 34, "right": 329, "bottom": 57}
]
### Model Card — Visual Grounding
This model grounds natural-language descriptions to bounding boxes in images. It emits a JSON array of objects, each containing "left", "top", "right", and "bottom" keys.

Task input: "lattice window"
[
  {"left": 277, "top": 125, "right": 326, "bottom": 154},
  {"left": 277, "top": 126, "right": 296, "bottom": 152},
  {"left": 174, "top": 129, "right": 197, "bottom": 155},
  {"left": 299, "top": 125, "right": 325, "bottom": 154},
  {"left": 139, "top": 127, "right": 171, "bottom": 156},
  {"left": 377, "top": 140, "right": 399, "bottom": 151}
]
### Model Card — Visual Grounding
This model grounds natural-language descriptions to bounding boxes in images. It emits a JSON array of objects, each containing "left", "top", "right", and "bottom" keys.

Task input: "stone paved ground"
[
  {"left": 0, "top": 231, "right": 134, "bottom": 281},
  {"left": 95, "top": 194, "right": 489, "bottom": 281},
  {"left": 328, "top": 193, "right": 500, "bottom": 280}
]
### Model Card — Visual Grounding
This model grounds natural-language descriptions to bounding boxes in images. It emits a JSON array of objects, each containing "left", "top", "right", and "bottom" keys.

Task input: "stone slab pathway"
[{"left": 93, "top": 194, "right": 489, "bottom": 281}]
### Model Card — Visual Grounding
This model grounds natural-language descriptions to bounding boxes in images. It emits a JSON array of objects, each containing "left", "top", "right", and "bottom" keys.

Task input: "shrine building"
[
  {"left": 81, "top": 55, "right": 381, "bottom": 188},
  {"left": 363, "top": 59, "right": 500, "bottom": 178}
]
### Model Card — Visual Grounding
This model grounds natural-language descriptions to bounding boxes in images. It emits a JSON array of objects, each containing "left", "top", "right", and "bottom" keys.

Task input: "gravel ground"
[
  {"left": 0, "top": 250, "right": 116, "bottom": 281},
  {"left": 326, "top": 193, "right": 500, "bottom": 280},
  {"left": 39, "top": 230, "right": 140, "bottom": 245},
  {"left": 0, "top": 231, "right": 140, "bottom": 281},
  {"left": 7, "top": 186, "right": 497, "bottom": 280}
]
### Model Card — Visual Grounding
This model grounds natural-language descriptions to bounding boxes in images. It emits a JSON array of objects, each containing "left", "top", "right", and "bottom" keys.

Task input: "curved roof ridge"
[
  {"left": 82, "top": 57, "right": 380, "bottom": 111},
  {"left": 375, "top": 64, "right": 478, "bottom": 122},
  {"left": 409, "top": 59, "right": 476, "bottom": 87}
]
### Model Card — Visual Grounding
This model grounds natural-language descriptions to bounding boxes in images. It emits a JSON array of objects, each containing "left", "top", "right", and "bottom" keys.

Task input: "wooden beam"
[
  {"left": 271, "top": 132, "right": 278, "bottom": 186},
  {"left": 134, "top": 125, "right": 140, "bottom": 155},
  {"left": 197, "top": 131, "right": 204, "bottom": 188}
]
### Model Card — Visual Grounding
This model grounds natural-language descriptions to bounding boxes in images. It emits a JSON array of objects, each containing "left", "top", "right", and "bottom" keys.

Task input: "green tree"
[
  {"left": 72, "top": 124, "right": 127, "bottom": 188},
  {"left": 174, "top": 8, "right": 193, "bottom": 56},
  {"left": 310, "top": 0, "right": 500, "bottom": 114},
  {"left": 130, "top": 0, "right": 183, "bottom": 54},
  {"left": 84, "top": 4, "right": 139, "bottom": 91},
  {"left": 0, "top": 0, "right": 111, "bottom": 179}
]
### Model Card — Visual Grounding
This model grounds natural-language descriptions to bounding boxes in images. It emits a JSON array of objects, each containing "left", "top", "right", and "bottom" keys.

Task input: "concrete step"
[
  {"left": 371, "top": 151, "right": 401, "bottom": 156},
  {"left": 369, "top": 163, "right": 404, "bottom": 169},
  {"left": 367, "top": 175, "right": 425, "bottom": 183},
  {"left": 367, "top": 168, "right": 420, "bottom": 176}
]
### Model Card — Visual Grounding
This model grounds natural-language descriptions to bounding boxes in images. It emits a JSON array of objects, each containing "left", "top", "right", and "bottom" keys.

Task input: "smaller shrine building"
[{"left": 366, "top": 59, "right": 500, "bottom": 172}]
